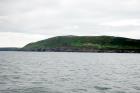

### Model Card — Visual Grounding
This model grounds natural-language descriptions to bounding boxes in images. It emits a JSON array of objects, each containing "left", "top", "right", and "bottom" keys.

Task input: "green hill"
[{"left": 23, "top": 35, "right": 140, "bottom": 52}]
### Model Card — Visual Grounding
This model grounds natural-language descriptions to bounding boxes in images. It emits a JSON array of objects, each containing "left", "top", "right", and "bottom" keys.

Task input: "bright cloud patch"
[{"left": 0, "top": 32, "right": 47, "bottom": 47}]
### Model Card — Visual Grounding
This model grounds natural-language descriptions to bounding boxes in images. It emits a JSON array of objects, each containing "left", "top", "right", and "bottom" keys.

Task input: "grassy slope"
[{"left": 23, "top": 36, "right": 140, "bottom": 50}]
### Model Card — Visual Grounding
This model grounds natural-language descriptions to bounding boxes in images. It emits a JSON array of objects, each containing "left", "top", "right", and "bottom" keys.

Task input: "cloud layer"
[{"left": 0, "top": 0, "right": 140, "bottom": 47}]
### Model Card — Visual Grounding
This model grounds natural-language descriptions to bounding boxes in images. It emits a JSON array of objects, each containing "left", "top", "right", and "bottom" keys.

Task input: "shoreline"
[
  {"left": 0, "top": 48, "right": 140, "bottom": 53},
  {"left": 21, "top": 48, "right": 140, "bottom": 53}
]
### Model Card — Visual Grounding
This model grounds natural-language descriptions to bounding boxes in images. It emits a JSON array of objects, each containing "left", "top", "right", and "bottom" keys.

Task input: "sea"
[{"left": 0, "top": 51, "right": 140, "bottom": 93}]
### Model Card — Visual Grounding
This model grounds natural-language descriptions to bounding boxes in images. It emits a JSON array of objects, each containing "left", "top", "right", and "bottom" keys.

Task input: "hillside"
[{"left": 23, "top": 35, "right": 140, "bottom": 53}]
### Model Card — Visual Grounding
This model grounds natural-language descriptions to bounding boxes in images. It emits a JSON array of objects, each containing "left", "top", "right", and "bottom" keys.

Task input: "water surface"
[{"left": 0, "top": 52, "right": 140, "bottom": 93}]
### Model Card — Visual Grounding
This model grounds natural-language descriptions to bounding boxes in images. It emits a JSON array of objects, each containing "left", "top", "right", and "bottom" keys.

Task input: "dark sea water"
[{"left": 0, "top": 52, "right": 140, "bottom": 93}]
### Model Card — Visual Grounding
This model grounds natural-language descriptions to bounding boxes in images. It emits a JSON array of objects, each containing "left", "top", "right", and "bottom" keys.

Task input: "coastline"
[{"left": 21, "top": 48, "right": 140, "bottom": 53}]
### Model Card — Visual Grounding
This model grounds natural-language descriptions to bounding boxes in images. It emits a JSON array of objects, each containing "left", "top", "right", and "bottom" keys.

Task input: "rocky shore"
[{"left": 22, "top": 47, "right": 140, "bottom": 53}]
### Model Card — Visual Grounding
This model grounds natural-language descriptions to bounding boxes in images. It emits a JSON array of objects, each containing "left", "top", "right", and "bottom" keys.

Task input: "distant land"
[
  {"left": 22, "top": 35, "right": 140, "bottom": 53},
  {"left": 0, "top": 47, "right": 20, "bottom": 51}
]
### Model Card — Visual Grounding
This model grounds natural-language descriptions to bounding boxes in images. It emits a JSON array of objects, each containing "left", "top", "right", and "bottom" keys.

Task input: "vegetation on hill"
[{"left": 23, "top": 35, "right": 140, "bottom": 52}]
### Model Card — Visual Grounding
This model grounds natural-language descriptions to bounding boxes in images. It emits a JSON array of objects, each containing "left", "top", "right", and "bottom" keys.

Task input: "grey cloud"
[{"left": 0, "top": 0, "right": 140, "bottom": 38}]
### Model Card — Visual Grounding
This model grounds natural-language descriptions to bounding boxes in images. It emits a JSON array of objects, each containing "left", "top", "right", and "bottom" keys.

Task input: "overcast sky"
[{"left": 0, "top": 0, "right": 140, "bottom": 47}]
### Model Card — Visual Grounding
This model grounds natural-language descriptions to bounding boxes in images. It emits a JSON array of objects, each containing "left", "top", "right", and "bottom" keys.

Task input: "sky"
[{"left": 0, "top": 0, "right": 140, "bottom": 47}]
